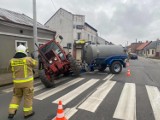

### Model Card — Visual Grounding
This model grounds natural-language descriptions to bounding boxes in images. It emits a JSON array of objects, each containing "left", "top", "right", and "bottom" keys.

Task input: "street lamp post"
[{"left": 33, "top": 0, "right": 38, "bottom": 54}]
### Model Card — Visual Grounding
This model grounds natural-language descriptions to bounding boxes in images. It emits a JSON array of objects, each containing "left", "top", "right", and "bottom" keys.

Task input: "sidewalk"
[
  {"left": 0, "top": 73, "right": 12, "bottom": 87},
  {"left": 148, "top": 58, "right": 160, "bottom": 62},
  {"left": 140, "top": 56, "right": 160, "bottom": 62},
  {"left": 0, "top": 70, "right": 39, "bottom": 87}
]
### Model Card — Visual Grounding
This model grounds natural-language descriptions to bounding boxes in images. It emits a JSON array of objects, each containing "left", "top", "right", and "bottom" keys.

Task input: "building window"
[
  {"left": 77, "top": 33, "right": 81, "bottom": 40},
  {"left": 152, "top": 50, "right": 154, "bottom": 54},
  {"left": 88, "top": 34, "right": 90, "bottom": 41},
  {"left": 67, "top": 43, "right": 72, "bottom": 49},
  {"left": 148, "top": 50, "right": 150, "bottom": 54},
  {"left": 91, "top": 36, "right": 93, "bottom": 41},
  {"left": 15, "top": 40, "right": 28, "bottom": 49},
  {"left": 76, "top": 25, "right": 84, "bottom": 29}
]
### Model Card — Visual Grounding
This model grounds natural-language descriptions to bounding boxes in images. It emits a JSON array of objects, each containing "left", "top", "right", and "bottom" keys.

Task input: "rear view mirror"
[{"left": 59, "top": 35, "right": 63, "bottom": 40}]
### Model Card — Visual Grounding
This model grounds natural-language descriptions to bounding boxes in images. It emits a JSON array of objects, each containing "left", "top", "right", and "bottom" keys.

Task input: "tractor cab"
[{"left": 37, "top": 38, "right": 80, "bottom": 88}]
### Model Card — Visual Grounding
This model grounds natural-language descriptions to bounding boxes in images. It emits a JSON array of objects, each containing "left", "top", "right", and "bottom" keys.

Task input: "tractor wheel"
[
  {"left": 39, "top": 70, "right": 55, "bottom": 88},
  {"left": 110, "top": 61, "right": 122, "bottom": 74},
  {"left": 98, "top": 64, "right": 107, "bottom": 71},
  {"left": 63, "top": 71, "right": 70, "bottom": 76},
  {"left": 67, "top": 54, "right": 81, "bottom": 76}
]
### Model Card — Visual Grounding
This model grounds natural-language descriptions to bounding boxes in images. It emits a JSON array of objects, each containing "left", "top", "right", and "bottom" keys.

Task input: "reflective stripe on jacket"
[{"left": 10, "top": 57, "right": 37, "bottom": 83}]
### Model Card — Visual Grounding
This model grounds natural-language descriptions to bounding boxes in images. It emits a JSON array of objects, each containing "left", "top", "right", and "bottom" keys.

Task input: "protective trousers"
[{"left": 9, "top": 87, "right": 34, "bottom": 116}]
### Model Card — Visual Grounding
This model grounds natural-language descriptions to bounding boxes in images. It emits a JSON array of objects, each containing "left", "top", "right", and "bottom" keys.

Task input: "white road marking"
[
  {"left": 146, "top": 85, "right": 160, "bottom": 120},
  {"left": 34, "top": 84, "right": 45, "bottom": 92},
  {"left": 98, "top": 72, "right": 108, "bottom": 75},
  {"left": 34, "top": 78, "right": 84, "bottom": 100},
  {"left": 2, "top": 80, "right": 41, "bottom": 93},
  {"left": 2, "top": 87, "right": 13, "bottom": 93},
  {"left": 52, "top": 79, "right": 99, "bottom": 105},
  {"left": 52, "top": 108, "right": 78, "bottom": 120},
  {"left": 113, "top": 83, "right": 136, "bottom": 120},
  {"left": 34, "top": 80, "right": 41, "bottom": 85},
  {"left": 64, "top": 108, "right": 78, "bottom": 119},
  {"left": 103, "top": 74, "right": 114, "bottom": 80},
  {"left": 78, "top": 80, "right": 116, "bottom": 112}
]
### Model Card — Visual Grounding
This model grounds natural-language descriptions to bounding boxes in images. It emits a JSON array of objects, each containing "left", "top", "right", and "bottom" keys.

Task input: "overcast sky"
[{"left": 0, "top": 0, "right": 160, "bottom": 45}]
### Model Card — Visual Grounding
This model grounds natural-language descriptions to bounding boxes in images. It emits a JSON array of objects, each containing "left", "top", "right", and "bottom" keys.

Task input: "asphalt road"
[{"left": 0, "top": 57, "right": 160, "bottom": 120}]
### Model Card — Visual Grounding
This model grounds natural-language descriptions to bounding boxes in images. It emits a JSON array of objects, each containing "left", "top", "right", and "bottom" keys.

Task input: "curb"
[{"left": 0, "top": 82, "right": 13, "bottom": 87}]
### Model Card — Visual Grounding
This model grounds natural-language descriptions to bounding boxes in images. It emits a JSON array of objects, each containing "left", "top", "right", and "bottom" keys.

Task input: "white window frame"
[{"left": 15, "top": 40, "right": 28, "bottom": 49}]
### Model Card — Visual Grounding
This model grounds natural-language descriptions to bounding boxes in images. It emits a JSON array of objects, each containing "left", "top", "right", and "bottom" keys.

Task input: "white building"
[
  {"left": 45, "top": 8, "right": 99, "bottom": 61},
  {"left": 97, "top": 36, "right": 110, "bottom": 45}
]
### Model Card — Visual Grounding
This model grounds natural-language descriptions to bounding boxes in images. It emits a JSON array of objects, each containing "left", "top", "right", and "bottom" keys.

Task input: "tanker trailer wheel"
[
  {"left": 110, "top": 61, "right": 122, "bottom": 74},
  {"left": 39, "top": 70, "right": 55, "bottom": 88},
  {"left": 98, "top": 64, "right": 107, "bottom": 71},
  {"left": 67, "top": 54, "right": 81, "bottom": 76}
]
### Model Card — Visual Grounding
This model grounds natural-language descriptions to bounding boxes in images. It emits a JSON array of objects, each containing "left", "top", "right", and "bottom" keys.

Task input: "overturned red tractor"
[{"left": 36, "top": 37, "right": 81, "bottom": 88}]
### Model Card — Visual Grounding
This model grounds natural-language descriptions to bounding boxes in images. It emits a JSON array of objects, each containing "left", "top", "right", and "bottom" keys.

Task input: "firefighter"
[{"left": 8, "top": 44, "right": 37, "bottom": 119}]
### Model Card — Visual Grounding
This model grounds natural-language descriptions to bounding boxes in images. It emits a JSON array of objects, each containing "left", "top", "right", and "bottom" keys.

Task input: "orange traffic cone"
[
  {"left": 126, "top": 68, "right": 131, "bottom": 77},
  {"left": 126, "top": 62, "right": 130, "bottom": 67},
  {"left": 54, "top": 101, "right": 67, "bottom": 120}
]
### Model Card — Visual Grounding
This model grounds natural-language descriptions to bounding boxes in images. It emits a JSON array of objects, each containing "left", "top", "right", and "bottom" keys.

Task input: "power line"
[{"left": 50, "top": 0, "right": 57, "bottom": 10}]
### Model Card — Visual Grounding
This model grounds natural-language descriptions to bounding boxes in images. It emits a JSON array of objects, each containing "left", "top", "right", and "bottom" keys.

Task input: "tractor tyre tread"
[{"left": 39, "top": 70, "right": 55, "bottom": 88}]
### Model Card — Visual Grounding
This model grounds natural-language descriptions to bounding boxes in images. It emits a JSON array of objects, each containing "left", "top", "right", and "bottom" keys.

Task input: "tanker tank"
[{"left": 83, "top": 44, "right": 127, "bottom": 64}]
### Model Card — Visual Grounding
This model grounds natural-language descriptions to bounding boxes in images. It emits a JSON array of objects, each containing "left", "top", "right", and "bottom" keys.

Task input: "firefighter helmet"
[{"left": 16, "top": 44, "right": 27, "bottom": 55}]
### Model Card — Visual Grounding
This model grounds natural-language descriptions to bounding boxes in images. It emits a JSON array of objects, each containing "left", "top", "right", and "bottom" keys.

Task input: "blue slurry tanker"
[{"left": 82, "top": 44, "right": 128, "bottom": 74}]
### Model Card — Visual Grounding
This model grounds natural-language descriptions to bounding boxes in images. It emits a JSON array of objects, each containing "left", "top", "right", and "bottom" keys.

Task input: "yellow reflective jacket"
[{"left": 10, "top": 57, "right": 38, "bottom": 83}]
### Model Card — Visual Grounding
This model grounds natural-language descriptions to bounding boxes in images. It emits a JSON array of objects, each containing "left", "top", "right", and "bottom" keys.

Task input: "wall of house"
[
  {"left": 156, "top": 42, "right": 160, "bottom": 57},
  {"left": 0, "top": 22, "right": 32, "bottom": 36},
  {"left": 73, "top": 15, "right": 85, "bottom": 41},
  {"left": 0, "top": 23, "right": 55, "bottom": 69},
  {"left": 137, "top": 50, "right": 144, "bottom": 56},
  {"left": 147, "top": 49, "right": 156, "bottom": 57},
  {"left": 130, "top": 43, "right": 143, "bottom": 53},
  {"left": 45, "top": 9, "right": 73, "bottom": 48},
  {"left": 0, "top": 21, "right": 55, "bottom": 40},
  {"left": 84, "top": 25, "right": 97, "bottom": 43},
  {"left": 0, "top": 35, "right": 33, "bottom": 69},
  {"left": 156, "top": 44, "right": 160, "bottom": 51},
  {"left": 97, "top": 37, "right": 109, "bottom": 44}
]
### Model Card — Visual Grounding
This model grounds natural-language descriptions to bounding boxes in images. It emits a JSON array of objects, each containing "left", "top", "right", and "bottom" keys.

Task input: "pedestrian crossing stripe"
[
  {"left": 2, "top": 87, "right": 13, "bottom": 93},
  {"left": 1, "top": 75, "right": 160, "bottom": 120},
  {"left": 78, "top": 80, "right": 116, "bottom": 112},
  {"left": 52, "top": 79, "right": 99, "bottom": 105},
  {"left": 146, "top": 85, "right": 160, "bottom": 120},
  {"left": 34, "top": 77, "right": 84, "bottom": 100},
  {"left": 52, "top": 108, "right": 78, "bottom": 120},
  {"left": 2, "top": 74, "right": 112, "bottom": 93},
  {"left": 103, "top": 74, "right": 114, "bottom": 80},
  {"left": 34, "top": 84, "right": 45, "bottom": 92},
  {"left": 113, "top": 83, "right": 136, "bottom": 120}
]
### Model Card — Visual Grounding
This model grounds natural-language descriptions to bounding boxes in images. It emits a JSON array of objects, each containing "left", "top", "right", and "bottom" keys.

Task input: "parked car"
[{"left": 129, "top": 53, "right": 138, "bottom": 60}]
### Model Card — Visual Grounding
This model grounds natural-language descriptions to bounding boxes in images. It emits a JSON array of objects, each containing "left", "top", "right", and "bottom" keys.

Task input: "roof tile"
[
  {"left": 0, "top": 8, "right": 54, "bottom": 32},
  {"left": 136, "top": 41, "right": 151, "bottom": 50}
]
